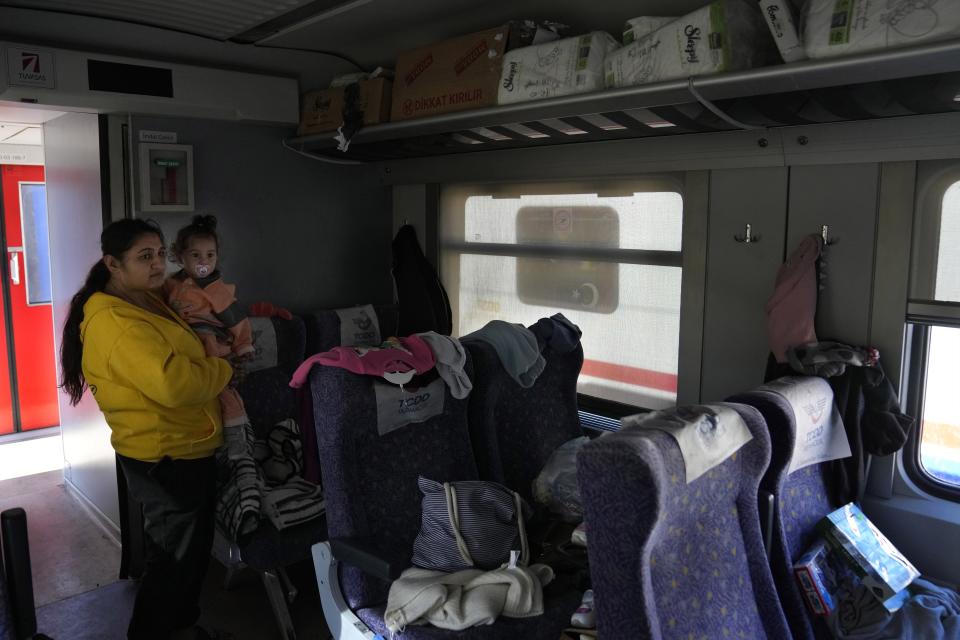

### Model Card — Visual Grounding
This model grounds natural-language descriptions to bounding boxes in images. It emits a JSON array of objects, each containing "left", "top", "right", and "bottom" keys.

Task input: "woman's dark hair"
[
  {"left": 170, "top": 214, "right": 219, "bottom": 261},
  {"left": 60, "top": 218, "right": 164, "bottom": 406}
]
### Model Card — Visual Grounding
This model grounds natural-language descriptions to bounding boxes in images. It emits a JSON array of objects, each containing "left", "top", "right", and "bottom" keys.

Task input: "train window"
[
  {"left": 916, "top": 326, "right": 960, "bottom": 487},
  {"left": 441, "top": 180, "right": 683, "bottom": 410},
  {"left": 935, "top": 182, "right": 960, "bottom": 302},
  {"left": 905, "top": 174, "right": 960, "bottom": 498}
]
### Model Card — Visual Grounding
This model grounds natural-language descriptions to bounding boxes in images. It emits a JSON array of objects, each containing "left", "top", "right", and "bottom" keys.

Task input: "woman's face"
[{"left": 106, "top": 233, "right": 166, "bottom": 292}]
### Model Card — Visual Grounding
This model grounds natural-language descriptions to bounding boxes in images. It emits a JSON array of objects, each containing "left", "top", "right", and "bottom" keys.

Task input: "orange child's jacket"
[{"left": 163, "top": 270, "right": 254, "bottom": 357}]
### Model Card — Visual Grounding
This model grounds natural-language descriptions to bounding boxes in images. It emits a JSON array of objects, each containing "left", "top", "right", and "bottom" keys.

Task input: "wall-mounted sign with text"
[{"left": 138, "top": 130, "right": 178, "bottom": 144}]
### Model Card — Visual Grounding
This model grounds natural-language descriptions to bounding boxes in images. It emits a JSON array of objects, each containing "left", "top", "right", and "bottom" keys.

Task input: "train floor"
[{"left": 0, "top": 434, "right": 330, "bottom": 640}]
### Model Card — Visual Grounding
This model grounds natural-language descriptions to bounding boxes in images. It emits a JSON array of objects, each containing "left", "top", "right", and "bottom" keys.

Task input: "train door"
[{"left": 0, "top": 164, "right": 59, "bottom": 435}]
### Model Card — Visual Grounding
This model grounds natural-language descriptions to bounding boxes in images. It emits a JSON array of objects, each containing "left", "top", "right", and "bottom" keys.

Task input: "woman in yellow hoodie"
[{"left": 60, "top": 219, "right": 233, "bottom": 640}]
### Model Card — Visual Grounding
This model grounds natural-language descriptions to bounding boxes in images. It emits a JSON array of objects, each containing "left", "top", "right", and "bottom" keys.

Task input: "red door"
[{"left": 1, "top": 165, "right": 60, "bottom": 432}]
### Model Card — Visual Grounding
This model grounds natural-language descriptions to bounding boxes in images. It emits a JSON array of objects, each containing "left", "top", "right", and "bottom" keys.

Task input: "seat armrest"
[{"left": 330, "top": 537, "right": 408, "bottom": 582}]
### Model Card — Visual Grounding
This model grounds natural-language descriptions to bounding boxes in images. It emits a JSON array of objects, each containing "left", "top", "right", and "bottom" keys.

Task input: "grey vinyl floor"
[{"left": 1, "top": 468, "right": 330, "bottom": 640}]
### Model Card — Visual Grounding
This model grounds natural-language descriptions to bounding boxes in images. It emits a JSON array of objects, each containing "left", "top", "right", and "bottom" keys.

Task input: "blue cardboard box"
[{"left": 818, "top": 503, "right": 919, "bottom": 608}]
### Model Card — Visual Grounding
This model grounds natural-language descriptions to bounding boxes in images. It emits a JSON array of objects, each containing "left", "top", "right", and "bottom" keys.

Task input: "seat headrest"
[
  {"left": 758, "top": 376, "right": 851, "bottom": 474},
  {"left": 622, "top": 403, "right": 753, "bottom": 483},
  {"left": 245, "top": 316, "right": 305, "bottom": 376}
]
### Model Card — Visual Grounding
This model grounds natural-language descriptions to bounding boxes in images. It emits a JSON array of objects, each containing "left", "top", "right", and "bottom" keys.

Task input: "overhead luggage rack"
[{"left": 285, "top": 39, "right": 960, "bottom": 163}]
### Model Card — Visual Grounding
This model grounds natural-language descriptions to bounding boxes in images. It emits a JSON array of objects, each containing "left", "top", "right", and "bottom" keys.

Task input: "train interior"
[{"left": 0, "top": 0, "right": 959, "bottom": 639}]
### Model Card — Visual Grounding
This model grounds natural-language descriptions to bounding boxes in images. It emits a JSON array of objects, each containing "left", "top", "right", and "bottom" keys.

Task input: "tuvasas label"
[
  {"left": 6, "top": 47, "right": 55, "bottom": 89},
  {"left": 402, "top": 88, "right": 485, "bottom": 117}
]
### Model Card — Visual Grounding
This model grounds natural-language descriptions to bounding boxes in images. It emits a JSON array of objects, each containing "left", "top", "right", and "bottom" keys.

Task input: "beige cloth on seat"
[{"left": 384, "top": 563, "right": 554, "bottom": 633}]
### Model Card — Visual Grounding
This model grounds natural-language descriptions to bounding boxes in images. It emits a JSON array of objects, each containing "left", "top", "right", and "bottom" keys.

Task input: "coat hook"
[
  {"left": 734, "top": 223, "right": 761, "bottom": 244},
  {"left": 821, "top": 224, "right": 838, "bottom": 246}
]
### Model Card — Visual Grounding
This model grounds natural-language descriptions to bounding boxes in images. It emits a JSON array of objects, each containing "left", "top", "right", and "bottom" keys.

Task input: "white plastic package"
[
  {"left": 605, "top": 0, "right": 779, "bottom": 89},
  {"left": 803, "top": 0, "right": 960, "bottom": 59},
  {"left": 498, "top": 31, "right": 619, "bottom": 105},
  {"left": 623, "top": 16, "right": 677, "bottom": 44},
  {"left": 532, "top": 436, "right": 589, "bottom": 522},
  {"left": 759, "top": 0, "right": 806, "bottom": 62}
]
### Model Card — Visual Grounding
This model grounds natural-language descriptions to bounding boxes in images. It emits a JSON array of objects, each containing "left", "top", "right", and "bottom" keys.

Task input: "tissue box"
[
  {"left": 803, "top": 0, "right": 960, "bottom": 59},
  {"left": 298, "top": 78, "right": 392, "bottom": 135},
  {"left": 605, "top": 0, "right": 778, "bottom": 88},
  {"left": 391, "top": 24, "right": 510, "bottom": 121},
  {"left": 818, "top": 503, "right": 919, "bottom": 606},
  {"left": 498, "top": 32, "right": 618, "bottom": 105},
  {"left": 759, "top": 0, "right": 806, "bottom": 62}
]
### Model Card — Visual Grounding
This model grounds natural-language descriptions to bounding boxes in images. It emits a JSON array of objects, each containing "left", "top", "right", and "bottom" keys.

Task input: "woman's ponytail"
[
  {"left": 60, "top": 261, "right": 110, "bottom": 405},
  {"left": 59, "top": 218, "right": 163, "bottom": 406}
]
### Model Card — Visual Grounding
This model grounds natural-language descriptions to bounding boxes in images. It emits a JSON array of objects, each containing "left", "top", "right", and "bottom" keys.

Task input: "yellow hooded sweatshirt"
[{"left": 80, "top": 291, "right": 234, "bottom": 461}]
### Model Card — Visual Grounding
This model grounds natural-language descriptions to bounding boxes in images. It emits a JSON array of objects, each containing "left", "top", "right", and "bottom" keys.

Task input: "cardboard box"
[
  {"left": 794, "top": 539, "right": 842, "bottom": 616},
  {"left": 391, "top": 24, "right": 510, "bottom": 122},
  {"left": 298, "top": 77, "right": 392, "bottom": 136},
  {"left": 818, "top": 503, "right": 919, "bottom": 608}
]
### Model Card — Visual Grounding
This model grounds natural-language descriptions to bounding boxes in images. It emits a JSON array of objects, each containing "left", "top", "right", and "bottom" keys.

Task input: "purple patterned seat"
[
  {"left": 577, "top": 403, "right": 791, "bottom": 640},
  {"left": 216, "top": 316, "right": 328, "bottom": 640},
  {"left": 311, "top": 356, "right": 581, "bottom": 639},
  {"left": 729, "top": 379, "right": 842, "bottom": 640},
  {"left": 463, "top": 339, "right": 584, "bottom": 504}
]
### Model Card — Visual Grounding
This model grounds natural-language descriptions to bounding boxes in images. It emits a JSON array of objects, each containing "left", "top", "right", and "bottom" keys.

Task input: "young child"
[{"left": 164, "top": 214, "right": 252, "bottom": 459}]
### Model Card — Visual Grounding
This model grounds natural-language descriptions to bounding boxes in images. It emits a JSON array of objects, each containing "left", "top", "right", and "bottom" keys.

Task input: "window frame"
[
  {"left": 902, "top": 320, "right": 960, "bottom": 501},
  {"left": 439, "top": 176, "right": 687, "bottom": 414}
]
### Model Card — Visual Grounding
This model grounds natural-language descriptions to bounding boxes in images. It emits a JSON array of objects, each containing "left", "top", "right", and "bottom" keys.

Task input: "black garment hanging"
[{"left": 391, "top": 224, "right": 452, "bottom": 336}]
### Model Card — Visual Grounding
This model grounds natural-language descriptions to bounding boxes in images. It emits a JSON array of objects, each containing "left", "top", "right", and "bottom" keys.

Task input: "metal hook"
[
  {"left": 821, "top": 224, "right": 838, "bottom": 246},
  {"left": 734, "top": 223, "right": 761, "bottom": 244}
]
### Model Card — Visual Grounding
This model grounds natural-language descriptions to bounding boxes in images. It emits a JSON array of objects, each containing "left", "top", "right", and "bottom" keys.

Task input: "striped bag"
[{"left": 411, "top": 476, "right": 531, "bottom": 573}]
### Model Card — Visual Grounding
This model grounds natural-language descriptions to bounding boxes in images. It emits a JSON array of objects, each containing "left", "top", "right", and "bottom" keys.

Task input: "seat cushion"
[
  {"left": 239, "top": 515, "right": 327, "bottom": 571},
  {"left": 355, "top": 583, "right": 581, "bottom": 639}
]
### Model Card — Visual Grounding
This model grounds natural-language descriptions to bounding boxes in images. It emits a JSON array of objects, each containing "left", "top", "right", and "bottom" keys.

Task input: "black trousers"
[{"left": 117, "top": 454, "right": 217, "bottom": 640}]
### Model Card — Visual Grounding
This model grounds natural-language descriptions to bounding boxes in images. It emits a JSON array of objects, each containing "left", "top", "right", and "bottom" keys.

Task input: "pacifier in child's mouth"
[{"left": 193, "top": 264, "right": 211, "bottom": 278}]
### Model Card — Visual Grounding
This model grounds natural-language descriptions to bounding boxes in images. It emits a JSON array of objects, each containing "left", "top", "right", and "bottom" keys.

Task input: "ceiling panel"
[
  {"left": 0, "top": 105, "right": 65, "bottom": 124},
  {"left": 0, "top": 0, "right": 323, "bottom": 40}
]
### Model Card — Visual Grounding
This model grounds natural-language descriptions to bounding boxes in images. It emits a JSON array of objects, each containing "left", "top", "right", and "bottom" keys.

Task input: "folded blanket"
[
  {"left": 385, "top": 563, "right": 554, "bottom": 633},
  {"left": 260, "top": 477, "right": 324, "bottom": 531},
  {"left": 462, "top": 321, "right": 545, "bottom": 388},
  {"left": 418, "top": 332, "right": 472, "bottom": 399}
]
